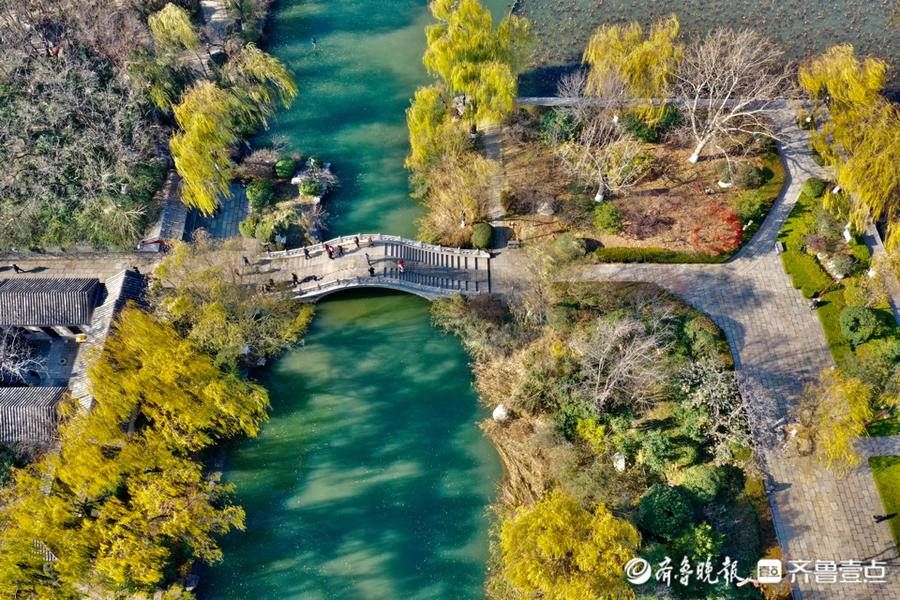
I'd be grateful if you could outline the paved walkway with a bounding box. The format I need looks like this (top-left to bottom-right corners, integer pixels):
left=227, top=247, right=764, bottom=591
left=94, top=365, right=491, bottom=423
left=491, top=110, right=899, bottom=598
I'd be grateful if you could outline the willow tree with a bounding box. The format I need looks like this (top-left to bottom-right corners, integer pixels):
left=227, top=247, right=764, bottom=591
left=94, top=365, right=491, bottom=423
left=799, top=45, right=898, bottom=248
left=170, top=81, right=240, bottom=214
left=223, top=43, right=299, bottom=130
left=582, top=14, right=682, bottom=125
left=499, top=489, right=641, bottom=599
left=148, top=3, right=199, bottom=55
left=423, top=0, right=532, bottom=126
left=171, top=46, right=297, bottom=213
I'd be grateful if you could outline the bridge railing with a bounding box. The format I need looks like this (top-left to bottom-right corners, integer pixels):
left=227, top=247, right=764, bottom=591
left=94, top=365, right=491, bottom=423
left=265, top=233, right=490, bottom=260
left=292, top=274, right=483, bottom=299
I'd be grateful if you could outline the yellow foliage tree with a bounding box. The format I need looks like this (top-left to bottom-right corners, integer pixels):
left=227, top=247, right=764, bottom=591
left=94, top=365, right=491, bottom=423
left=151, top=232, right=314, bottom=369
left=148, top=2, right=199, bottom=55
left=423, top=0, right=532, bottom=125
left=499, top=489, right=640, bottom=600
left=0, top=309, right=262, bottom=595
left=170, top=46, right=297, bottom=214
left=582, top=15, right=682, bottom=125
left=799, top=45, right=899, bottom=249
left=799, top=368, right=874, bottom=474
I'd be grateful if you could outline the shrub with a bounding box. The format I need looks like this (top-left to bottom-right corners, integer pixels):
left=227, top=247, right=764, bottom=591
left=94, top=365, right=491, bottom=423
left=254, top=216, right=276, bottom=242
left=246, top=178, right=275, bottom=210
left=732, top=190, right=768, bottom=222
left=855, top=338, right=900, bottom=389
left=636, top=430, right=673, bottom=473
left=540, top=108, right=576, bottom=145
left=622, top=113, right=658, bottom=143
left=551, top=233, right=587, bottom=262
left=674, top=522, right=725, bottom=561
left=802, top=177, right=827, bottom=198
left=811, top=148, right=826, bottom=166
left=546, top=304, right=576, bottom=332
left=593, top=202, right=622, bottom=234
left=238, top=214, right=259, bottom=239
left=637, top=484, right=694, bottom=541
left=757, top=135, right=777, bottom=155
left=299, top=179, right=324, bottom=197
left=829, top=253, right=857, bottom=279
left=669, top=444, right=700, bottom=468
left=678, top=465, right=723, bottom=503
left=814, top=206, right=843, bottom=241
left=843, top=277, right=870, bottom=307
left=839, top=306, right=880, bottom=346
left=803, top=234, right=830, bottom=255
left=274, top=157, right=297, bottom=179
left=734, top=163, right=764, bottom=189
left=555, top=396, right=594, bottom=441
left=592, top=247, right=727, bottom=264
left=471, top=222, right=494, bottom=249
left=683, top=315, right=720, bottom=359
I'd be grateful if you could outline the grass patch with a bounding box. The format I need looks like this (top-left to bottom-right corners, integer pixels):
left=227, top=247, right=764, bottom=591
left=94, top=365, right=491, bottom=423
left=867, top=418, right=900, bottom=437
left=816, top=287, right=855, bottom=370
left=869, top=456, right=900, bottom=549
left=777, top=193, right=833, bottom=298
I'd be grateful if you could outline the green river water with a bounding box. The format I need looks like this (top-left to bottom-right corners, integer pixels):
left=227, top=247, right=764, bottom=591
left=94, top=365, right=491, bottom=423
left=204, top=1, right=508, bottom=598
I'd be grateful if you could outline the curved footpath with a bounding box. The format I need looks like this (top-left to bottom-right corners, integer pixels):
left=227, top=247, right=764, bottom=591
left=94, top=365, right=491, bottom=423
left=491, top=110, right=900, bottom=599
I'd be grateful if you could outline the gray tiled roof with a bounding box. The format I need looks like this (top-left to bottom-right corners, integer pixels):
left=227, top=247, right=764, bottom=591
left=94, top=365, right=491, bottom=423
left=0, top=386, right=65, bottom=444
left=0, top=278, right=100, bottom=326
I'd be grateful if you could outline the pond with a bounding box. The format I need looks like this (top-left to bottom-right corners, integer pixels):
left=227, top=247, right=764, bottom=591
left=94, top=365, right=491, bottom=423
left=515, top=0, right=900, bottom=96
left=203, top=1, right=509, bottom=598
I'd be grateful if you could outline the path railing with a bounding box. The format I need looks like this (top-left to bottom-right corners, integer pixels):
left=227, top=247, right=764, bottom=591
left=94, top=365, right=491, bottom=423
left=265, top=232, right=491, bottom=260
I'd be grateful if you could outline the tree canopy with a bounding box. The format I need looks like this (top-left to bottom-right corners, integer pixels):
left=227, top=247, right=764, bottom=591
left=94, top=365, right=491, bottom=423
left=799, top=45, right=898, bottom=249
left=422, top=0, right=532, bottom=125
left=499, top=489, right=641, bottom=600
left=0, top=308, right=267, bottom=596
left=582, top=15, right=682, bottom=125
left=148, top=3, right=199, bottom=56
left=170, top=45, right=298, bottom=214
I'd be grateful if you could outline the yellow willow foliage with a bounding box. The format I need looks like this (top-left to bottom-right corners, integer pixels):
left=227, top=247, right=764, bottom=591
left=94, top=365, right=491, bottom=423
left=423, top=0, right=531, bottom=125
left=224, top=43, right=299, bottom=125
left=798, top=44, right=886, bottom=116
left=583, top=15, right=682, bottom=125
left=88, top=307, right=269, bottom=452
left=406, top=84, right=453, bottom=172
left=831, top=101, right=900, bottom=249
left=171, top=81, right=241, bottom=214
left=148, top=2, right=199, bottom=54
left=807, top=368, right=874, bottom=475
left=499, top=489, right=640, bottom=600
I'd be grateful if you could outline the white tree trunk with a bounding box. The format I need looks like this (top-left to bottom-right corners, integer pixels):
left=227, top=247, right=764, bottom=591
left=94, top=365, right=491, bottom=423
left=594, top=168, right=606, bottom=202
left=688, top=135, right=712, bottom=163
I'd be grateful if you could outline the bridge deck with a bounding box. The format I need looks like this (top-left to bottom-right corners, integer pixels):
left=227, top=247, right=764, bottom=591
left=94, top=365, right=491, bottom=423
left=263, top=234, right=491, bottom=301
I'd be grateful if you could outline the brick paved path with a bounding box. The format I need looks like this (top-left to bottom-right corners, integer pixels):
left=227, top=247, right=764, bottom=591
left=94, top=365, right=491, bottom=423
left=492, top=111, right=900, bottom=599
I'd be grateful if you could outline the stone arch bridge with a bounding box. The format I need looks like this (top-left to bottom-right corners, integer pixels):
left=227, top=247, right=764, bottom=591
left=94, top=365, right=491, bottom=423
left=262, top=233, right=491, bottom=301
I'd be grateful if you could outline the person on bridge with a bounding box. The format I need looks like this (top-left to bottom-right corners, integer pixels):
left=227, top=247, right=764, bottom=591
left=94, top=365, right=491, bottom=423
left=364, top=252, right=371, bottom=265
left=325, top=244, right=334, bottom=259
left=337, top=245, right=345, bottom=257
left=291, top=273, right=299, bottom=286
left=368, top=266, right=375, bottom=277
left=303, top=247, right=310, bottom=259
left=242, top=256, right=251, bottom=267
left=353, top=236, right=360, bottom=248
left=398, top=259, right=405, bottom=273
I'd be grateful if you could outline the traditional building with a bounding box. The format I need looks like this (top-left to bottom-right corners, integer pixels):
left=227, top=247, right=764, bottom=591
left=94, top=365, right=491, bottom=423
left=0, top=269, right=145, bottom=446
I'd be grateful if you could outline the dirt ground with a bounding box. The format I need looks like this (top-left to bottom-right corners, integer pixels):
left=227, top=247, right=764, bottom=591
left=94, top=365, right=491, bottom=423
left=501, top=116, right=782, bottom=253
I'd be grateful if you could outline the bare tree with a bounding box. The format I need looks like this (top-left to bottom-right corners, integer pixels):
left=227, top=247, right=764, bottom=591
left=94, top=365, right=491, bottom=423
left=0, top=327, right=44, bottom=383
left=572, top=314, right=673, bottom=411
left=674, top=29, right=792, bottom=164
left=550, top=71, right=651, bottom=202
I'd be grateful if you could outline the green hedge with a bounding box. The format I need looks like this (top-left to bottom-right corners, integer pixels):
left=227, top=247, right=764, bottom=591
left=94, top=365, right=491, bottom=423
left=471, top=222, right=494, bottom=249
left=592, top=246, right=727, bottom=264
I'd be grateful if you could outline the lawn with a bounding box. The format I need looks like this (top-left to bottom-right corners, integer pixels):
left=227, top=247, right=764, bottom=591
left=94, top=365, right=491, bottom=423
left=869, top=456, right=900, bottom=549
